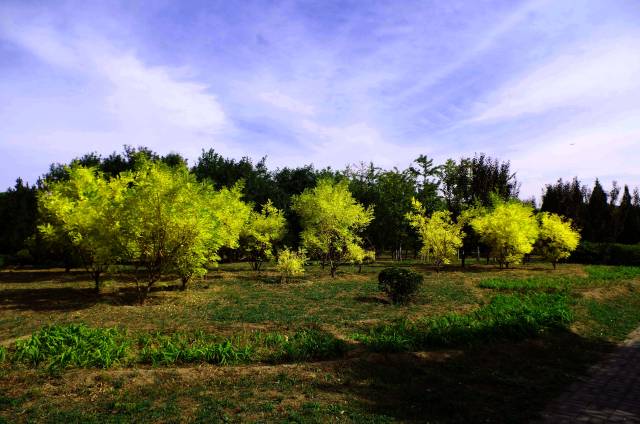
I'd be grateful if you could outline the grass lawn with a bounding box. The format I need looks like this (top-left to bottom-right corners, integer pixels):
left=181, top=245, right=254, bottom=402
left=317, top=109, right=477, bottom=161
left=1, top=260, right=639, bottom=422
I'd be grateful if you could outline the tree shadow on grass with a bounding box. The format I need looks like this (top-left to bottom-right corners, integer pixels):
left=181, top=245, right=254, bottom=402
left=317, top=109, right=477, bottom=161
left=354, top=295, right=390, bottom=305
left=0, top=281, right=191, bottom=310
left=0, top=270, right=90, bottom=284
left=318, top=330, right=613, bottom=423
left=0, top=287, right=99, bottom=312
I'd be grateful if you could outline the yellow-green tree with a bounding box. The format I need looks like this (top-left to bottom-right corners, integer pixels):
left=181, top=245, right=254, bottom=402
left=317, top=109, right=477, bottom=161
left=175, top=181, right=251, bottom=289
left=240, top=200, right=287, bottom=271
left=406, top=198, right=464, bottom=272
left=38, top=166, right=129, bottom=292
left=469, top=200, right=539, bottom=268
left=291, top=178, right=374, bottom=277
left=118, top=162, right=250, bottom=301
left=537, top=212, right=580, bottom=269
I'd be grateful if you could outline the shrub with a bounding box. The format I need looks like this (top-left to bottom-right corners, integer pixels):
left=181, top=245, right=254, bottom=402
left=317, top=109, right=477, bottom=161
left=0, top=346, right=6, bottom=363
left=13, top=324, right=130, bottom=369
left=570, top=242, right=640, bottom=266
left=15, top=248, right=33, bottom=265
left=378, top=267, right=423, bottom=304
left=276, top=248, right=307, bottom=282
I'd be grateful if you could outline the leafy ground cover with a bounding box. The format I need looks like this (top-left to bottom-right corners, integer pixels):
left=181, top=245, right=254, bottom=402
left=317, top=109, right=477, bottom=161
left=1, top=260, right=639, bottom=422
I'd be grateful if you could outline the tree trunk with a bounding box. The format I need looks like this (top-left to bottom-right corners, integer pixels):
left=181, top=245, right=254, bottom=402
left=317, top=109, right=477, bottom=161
left=181, top=276, right=190, bottom=291
left=93, top=271, right=101, bottom=294
left=460, top=249, right=466, bottom=268
left=358, top=263, right=362, bottom=273
left=138, top=282, right=153, bottom=305
left=552, top=261, right=557, bottom=270
left=330, top=262, right=337, bottom=278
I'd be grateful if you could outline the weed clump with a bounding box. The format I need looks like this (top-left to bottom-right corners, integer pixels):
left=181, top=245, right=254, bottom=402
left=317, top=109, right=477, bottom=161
left=138, top=332, right=251, bottom=365
left=13, top=324, right=130, bottom=369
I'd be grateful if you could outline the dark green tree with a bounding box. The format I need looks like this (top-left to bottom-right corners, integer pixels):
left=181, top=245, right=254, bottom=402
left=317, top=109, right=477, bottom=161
left=585, top=179, right=611, bottom=242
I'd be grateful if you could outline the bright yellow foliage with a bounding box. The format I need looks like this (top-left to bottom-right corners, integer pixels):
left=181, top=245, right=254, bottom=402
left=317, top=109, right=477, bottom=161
left=406, top=198, right=464, bottom=270
left=291, top=178, right=373, bottom=277
left=240, top=200, right=287, bottom=271
left=276, top=248, right=307, bottom=283
left=537, top=212, right=580, bottom=268
left=117, top=162, right=250, bottom=295
left=38, top=166, right=129, bottom=290
left=470, top=200, right=539, bottom=267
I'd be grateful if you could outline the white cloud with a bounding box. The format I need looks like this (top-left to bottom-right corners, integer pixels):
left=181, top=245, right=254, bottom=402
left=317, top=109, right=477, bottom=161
left=510, top=108, right=640, bottom=198
left=0, top=11, right=230, bottom=165
left=258, top=91, right=315, bottom=116
left=470, top=37, right=640, bottom=122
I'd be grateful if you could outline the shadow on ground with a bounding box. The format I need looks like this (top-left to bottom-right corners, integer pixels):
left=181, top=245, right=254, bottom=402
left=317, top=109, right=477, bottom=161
left=0, top=283, right=190, bottom=311
left=0, top=287, right=100, bottom=312
left=0, top=270, right=90, bottom=284
left=317, top=330, right=613, bottom=422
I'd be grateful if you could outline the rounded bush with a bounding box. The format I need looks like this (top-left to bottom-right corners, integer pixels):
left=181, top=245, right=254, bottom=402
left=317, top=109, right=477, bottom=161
left=378, top=267, right=423, bottom=304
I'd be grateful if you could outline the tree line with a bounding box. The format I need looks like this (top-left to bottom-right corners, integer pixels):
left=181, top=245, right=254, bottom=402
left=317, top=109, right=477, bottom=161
left=32, top=157, right=578, bottom=304
left=541, top=178, right=640, bottom=244
left=0, top=145, right=636, bottom=270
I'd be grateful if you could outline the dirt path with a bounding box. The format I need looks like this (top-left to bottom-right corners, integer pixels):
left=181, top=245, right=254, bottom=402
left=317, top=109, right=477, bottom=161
left=539, top=327, right=640, bottom=423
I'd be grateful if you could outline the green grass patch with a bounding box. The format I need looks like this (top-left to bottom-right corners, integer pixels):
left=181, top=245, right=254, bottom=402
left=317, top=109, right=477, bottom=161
left=12, top=324, right=130, bottom=370
left=578, top=289, right=640, bottom=341
left=479, top=276, right=580, bottom=291
left=353, top=293, right=573, bottom=352
left=584, top=265, right=640, bottom=281
left=256, top=328, right=349, bottom=362
left=0, top=346, right=6, bottom=363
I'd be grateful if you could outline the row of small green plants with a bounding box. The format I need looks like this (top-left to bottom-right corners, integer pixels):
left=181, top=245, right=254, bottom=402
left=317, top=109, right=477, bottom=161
left=1, top=324, right=348, bottom=371
left=478, top=265, right=640, bottom=291
left=0, top=292, right=577, bottom=371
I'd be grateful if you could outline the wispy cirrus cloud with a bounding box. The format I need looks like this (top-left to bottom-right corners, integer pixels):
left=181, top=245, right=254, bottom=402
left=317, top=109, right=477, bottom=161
left=0, top=0, right=639, bottom=199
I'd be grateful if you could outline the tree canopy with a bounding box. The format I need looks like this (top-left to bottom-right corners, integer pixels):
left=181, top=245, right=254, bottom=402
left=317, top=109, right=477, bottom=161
left=470, top=200, right=539, bottom=268
left=292, top=178, right=373, bottom=277
left=537, top=212, right=581, bottom=269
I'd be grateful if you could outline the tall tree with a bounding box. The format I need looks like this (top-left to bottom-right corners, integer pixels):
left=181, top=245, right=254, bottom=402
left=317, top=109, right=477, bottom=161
left=541, top=177, right=587, bottom=232
left=585, top=179, right=610, bottom=242
left=409, top=154, right=443, bottom=213
left=38, top=166, right=129, bottom=291
left=617, top=185, right=640, bottom=244
left=0, top=179, right=38, bottom=256
left=118, top=162, right=250, bottom=301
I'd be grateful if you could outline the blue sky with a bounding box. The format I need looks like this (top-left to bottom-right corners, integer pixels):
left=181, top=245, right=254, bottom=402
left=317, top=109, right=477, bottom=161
left=1, top=0, right=639, bottom=199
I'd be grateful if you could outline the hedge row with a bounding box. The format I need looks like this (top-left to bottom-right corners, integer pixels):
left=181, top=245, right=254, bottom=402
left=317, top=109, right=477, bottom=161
left=569, top=242, right=640, bottom=266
